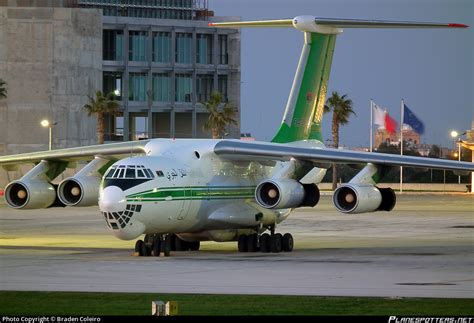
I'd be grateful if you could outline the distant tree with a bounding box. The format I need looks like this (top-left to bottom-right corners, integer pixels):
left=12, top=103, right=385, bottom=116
left=428, top=145, right=441, bottom=158
left=0, top=78, right=7, bottom=99
left=324, top=91, right=356, bottom=190
left=202, top=91, right=237, bottom=139
left=83, top=91, right=120, bottom=144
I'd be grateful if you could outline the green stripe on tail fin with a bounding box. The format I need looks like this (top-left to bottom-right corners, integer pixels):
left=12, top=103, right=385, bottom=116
left=272, top=32, right=336, bottom=143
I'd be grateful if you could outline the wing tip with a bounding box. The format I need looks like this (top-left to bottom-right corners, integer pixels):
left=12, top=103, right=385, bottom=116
left=448, top=23, right=469, bottom=28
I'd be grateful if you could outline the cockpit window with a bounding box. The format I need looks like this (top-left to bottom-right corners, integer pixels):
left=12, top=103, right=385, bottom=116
left=136, top=169, right=146, bottom=178
left=105, top=165, right=155, bottom=180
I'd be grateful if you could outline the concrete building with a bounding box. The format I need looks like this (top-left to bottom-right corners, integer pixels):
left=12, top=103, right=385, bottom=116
left=0, top=5, right=102, bottom=155
left=374, top=128, right=421, bottom=149
left=0, top=0, right=241, bottom=156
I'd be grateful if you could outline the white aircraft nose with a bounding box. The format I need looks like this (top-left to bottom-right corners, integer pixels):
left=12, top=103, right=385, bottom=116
left=99, top=186, right=126, bottom=213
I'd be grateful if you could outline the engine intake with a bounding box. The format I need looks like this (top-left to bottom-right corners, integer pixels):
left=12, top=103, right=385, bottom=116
left=58, top=176, right=100, bottom=207
left=255, top=179, right=319, bottom=209
left=5, top=180, right=57, bottom=209
left=333, top=184, right=396, bottom=214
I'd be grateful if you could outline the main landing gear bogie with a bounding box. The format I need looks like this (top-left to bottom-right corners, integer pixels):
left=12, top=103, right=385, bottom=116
left=237, top=232, right=294, bottom=253
left=134, top=234, right=200, bottom=257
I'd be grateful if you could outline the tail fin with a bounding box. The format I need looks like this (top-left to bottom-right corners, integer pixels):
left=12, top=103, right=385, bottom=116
left=272, top=32, right=335, bottom=143
left=210, top=16, right=467, bottom=143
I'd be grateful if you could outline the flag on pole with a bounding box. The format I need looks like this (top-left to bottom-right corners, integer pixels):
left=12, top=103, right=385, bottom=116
left=373, top=103, right=386, bottom=129
left=373, top=103, right=397, bottom=135
left=403, top=104, right=425, bottom=134
left=384, top=113, right=397, bottom=135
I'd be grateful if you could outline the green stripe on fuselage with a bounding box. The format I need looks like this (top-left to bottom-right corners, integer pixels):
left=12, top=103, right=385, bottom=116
left=126, top=186, right=256, bottom=202
left=272, top=32, right=336, bottom=143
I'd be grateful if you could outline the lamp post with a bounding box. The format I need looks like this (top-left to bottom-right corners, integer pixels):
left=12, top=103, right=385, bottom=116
left=41, top=119, right=57, bottom=151
left=450, top=130, right=466, bottom=185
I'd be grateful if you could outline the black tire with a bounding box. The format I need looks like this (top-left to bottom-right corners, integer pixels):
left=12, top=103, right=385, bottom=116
left=259, top=233, right=270, bottom=253
left=237, top=235, right=248, bottom=252
left=270, top=233, right=283, bottom=253
left=189, top=241, right=200, bottom=251
left=135, top=240, right=144, bottom=256
left=247, top=233, right=259, bottom=252
left=141, top=239, right=150, bottom=256
left=152, top=239, right=161, bottom=257
left=163, top=235, right=172, bottom=257
left=170, top=234, right=177, bottom=251
left=282, top=233, right=294, bottom=252
left=175, top=236, right=188, bottom=251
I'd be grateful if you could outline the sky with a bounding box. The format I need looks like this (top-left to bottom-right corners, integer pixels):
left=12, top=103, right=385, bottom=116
left=211, top=0, right=474, bottom=148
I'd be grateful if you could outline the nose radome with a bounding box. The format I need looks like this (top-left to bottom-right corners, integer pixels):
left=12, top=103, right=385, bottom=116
left=99, top=186, right=126, bottom=213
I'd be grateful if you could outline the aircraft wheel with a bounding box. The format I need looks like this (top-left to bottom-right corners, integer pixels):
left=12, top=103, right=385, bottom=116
left=163, top=235, right=172, bottom=257
left=238, top=235, right=248, bottom=252
left=189, top=241, right=200, bottom=251
left=152, top=239, right=161, bottom=257
left=247, top=233, right=259, bottom=252
left=270, top=233, right=282, bottom=253
left=282, top=233, right=294, bottom=252
left=259, top=233, right=271, bottom=253
left=135, top=240, right=144, bottom=256
left=170, top=234, right=177, bottom=251
left=175, top=236, right=188, bottom=251
left=141, top=240, right=150, bottom=256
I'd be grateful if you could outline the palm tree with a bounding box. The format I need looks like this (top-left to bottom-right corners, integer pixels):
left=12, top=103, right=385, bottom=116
left=202, top=91, right=238, bottom=139
left=83, top=91, right=120, bottom=144
left=324, top=91, right=356, bottom=190
left=0, top=78, right=7, bottom=99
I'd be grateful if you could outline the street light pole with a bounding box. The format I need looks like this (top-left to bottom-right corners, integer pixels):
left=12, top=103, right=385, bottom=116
left=48, top=126, right=52, bottom=151
left=457, top=139, right=461, bottom=184
left=41, top=119, right=56, bottom=151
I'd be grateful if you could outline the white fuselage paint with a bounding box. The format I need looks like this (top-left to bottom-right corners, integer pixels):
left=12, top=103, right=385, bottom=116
left=98, top=138, right=325, bottom=241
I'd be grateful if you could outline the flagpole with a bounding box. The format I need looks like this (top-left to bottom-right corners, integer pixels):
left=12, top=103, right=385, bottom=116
left=370, top=99, right=373, bottom=152
left=400, top=98, right=404, bottom=193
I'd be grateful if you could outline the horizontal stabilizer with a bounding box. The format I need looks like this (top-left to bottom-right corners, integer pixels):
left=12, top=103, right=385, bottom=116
left=209, top=16, right=468, bottom=34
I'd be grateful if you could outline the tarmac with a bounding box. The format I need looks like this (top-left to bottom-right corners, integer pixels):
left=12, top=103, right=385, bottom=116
left=0, top=194, right=473, bottom=298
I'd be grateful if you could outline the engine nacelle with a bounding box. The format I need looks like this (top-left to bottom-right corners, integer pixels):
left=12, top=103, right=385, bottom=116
left=333, top=184, right=396, bottom=214
left=255, top=179, right=320, bottom=209
left=4, top=180, right=56, bottom=209
left=58, top=176, right=100, bottom=207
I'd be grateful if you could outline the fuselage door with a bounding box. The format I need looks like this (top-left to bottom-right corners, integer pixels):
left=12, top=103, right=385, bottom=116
left=177, top=186, right=191, bottom=220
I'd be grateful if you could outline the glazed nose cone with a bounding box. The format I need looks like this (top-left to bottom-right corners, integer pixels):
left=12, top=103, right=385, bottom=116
left=99, top=186, right=126, bottom=213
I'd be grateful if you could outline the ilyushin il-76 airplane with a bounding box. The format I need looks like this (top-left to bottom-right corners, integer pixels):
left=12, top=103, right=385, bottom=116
left=1, top=16, right=472, bottom=257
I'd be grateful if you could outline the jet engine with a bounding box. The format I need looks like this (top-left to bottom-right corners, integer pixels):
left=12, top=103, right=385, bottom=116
left=333, top=184, right=396, bottom=214
left=255, top=179, right=320, bottom=209
left=5, top=180, right=56, bottom=209
left=57, top=156, right=110, bottom=207
left=58, top=176, right=100, bottom=207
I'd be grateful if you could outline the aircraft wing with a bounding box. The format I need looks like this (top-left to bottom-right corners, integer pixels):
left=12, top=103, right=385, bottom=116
left=0, top=140, right=150, bottom=168
left=214, top=140, right=474, bottom=172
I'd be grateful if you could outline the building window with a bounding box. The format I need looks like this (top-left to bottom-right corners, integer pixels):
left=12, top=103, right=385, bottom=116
left=196, top=74, right=214, bottom=102
left=103, top=71, right=123, bottom=100
left=129, top=31, right=148, bottom=62
left=218, top=34, right=228, bottom=65
left=175, top=33, right=192, bottom=64
left=103, top=30, right=123, bottom=61
left=196, top=34, right=212, bottom=64
left=175, top=74, right=192, bottom=102
left=129, top=73, right=148, bottom=102
left=218, top=75, right=228, bottom=102
left=152, top=73, right=171, bottom=102
left=153, top=32, right=171, bottom=63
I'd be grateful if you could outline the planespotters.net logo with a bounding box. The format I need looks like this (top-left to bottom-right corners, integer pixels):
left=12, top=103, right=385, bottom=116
left=389, top=317, right=473, bottom=323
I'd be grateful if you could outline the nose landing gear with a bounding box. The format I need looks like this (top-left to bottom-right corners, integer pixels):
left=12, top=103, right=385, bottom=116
left=134, top=234, right=200, bottom=257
